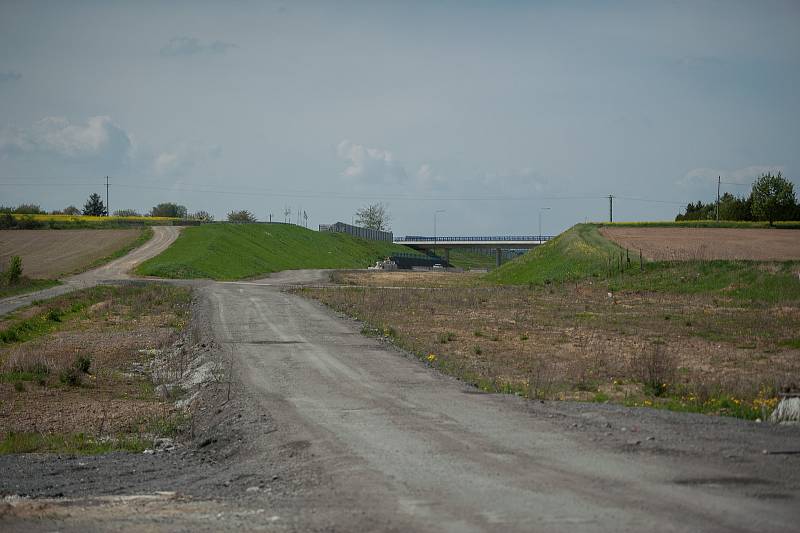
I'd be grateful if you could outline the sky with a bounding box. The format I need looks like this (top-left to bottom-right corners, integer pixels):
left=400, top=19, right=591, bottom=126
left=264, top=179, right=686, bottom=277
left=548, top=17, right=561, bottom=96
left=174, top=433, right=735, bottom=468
left=1, top=0, right=798, bottom=236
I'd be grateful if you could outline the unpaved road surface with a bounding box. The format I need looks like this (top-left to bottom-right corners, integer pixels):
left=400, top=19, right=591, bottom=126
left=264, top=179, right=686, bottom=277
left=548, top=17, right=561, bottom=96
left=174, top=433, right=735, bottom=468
left=600, top=226, right=800, bottom=261
left=2, top=269, right=799, bottom=531
left=0, top=229, right=141, bottom=277
left=0, top=226, right=181, bottom=316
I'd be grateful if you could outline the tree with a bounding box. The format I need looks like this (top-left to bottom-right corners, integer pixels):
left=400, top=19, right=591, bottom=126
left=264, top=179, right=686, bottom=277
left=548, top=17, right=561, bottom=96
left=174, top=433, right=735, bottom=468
left=13, top=204, right=44, bottom=214
left=113, top=209, right=142, bottom=217
left=150, top=203, right=187, bottom=218
left=751, top=172, right=797, bottom=224
left=355, top=202, right=391, bottom=231
left=63, top=205, right=81, bottom=215
left=227, top=210, right=257, bottom=223
left=82, top=193, right=107, bottom=216
left=189, top=210, right=214, bottom=222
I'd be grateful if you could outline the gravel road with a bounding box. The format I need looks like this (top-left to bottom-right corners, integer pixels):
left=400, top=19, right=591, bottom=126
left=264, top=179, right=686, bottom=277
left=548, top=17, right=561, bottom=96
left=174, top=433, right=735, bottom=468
left=0, top=225, right=181, bottom=316
left=2, top=267, right=799, bottom=531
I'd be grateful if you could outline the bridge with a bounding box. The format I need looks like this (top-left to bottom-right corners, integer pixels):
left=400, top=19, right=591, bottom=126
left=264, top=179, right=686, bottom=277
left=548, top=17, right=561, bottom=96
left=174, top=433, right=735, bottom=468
left=393, top=235, right=554, bottom=267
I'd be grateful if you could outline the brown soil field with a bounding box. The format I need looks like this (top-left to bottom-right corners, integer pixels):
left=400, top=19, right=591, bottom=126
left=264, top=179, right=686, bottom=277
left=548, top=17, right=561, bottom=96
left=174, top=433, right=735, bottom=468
left=0, top=229, right=141, bottom=278
left=600, top=227, right=800, bottom=261
left=0, top=284, right=190, bottom=440
left=307, top=275, right=800, bottom=414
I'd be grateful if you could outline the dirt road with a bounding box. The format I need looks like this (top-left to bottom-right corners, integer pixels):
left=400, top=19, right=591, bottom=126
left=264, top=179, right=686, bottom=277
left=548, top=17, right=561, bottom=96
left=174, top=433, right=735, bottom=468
left=198, top=273, right=800, bottom=531
left=0, top=226, right=181, bottom=316
left=3, top=268, right=799, bottom=531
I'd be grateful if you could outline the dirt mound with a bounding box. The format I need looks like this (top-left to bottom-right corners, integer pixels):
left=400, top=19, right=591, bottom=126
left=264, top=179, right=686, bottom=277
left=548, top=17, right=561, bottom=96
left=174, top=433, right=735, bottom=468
left=600, top=227, right=800, bottom=261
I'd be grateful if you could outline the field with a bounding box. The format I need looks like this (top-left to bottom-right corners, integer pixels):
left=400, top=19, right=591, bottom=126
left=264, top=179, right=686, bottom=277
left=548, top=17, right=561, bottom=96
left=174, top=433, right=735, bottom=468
left=0, top=229, right=145, bottom=279
left=304, top=223, right=800, bottom=420
left=600, top=226, right=800, bottom=261
left=0, top=284, right=191, bottom=453
left=136, top=223, right=422, bottom=280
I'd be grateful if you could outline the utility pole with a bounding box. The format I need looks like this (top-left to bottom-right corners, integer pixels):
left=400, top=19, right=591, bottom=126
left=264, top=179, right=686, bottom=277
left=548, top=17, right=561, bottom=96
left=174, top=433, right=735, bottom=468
left=608, top=195, right=614, bottom=222
left=105, top=176, right=110, bottom=216
left=716, top=175, right=721, bottom=221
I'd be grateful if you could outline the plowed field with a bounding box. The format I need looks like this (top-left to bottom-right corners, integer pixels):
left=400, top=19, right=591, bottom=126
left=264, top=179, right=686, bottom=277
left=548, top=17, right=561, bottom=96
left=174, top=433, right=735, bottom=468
left=599, top=227, right=800, bottom=261
left=0, top=229, right=140, bottom=278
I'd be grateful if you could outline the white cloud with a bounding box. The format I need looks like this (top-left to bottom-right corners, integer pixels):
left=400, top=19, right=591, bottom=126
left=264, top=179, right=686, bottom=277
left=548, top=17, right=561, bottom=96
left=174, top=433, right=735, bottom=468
left=154, top=142, right=221, bottom=176
left=481, top=167, right=549, bottom=193
left=0, top=115, right=134, bottom=164
left=415, top=163, right=447, bottom=190
left=679, top=165, right=784, bottom=187
left=336, top=140, right=407, bottom=184
left=160, top=37, right=237, bottom=57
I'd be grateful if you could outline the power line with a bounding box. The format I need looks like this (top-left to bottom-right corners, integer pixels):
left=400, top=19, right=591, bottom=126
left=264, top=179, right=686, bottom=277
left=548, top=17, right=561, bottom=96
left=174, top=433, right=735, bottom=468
left=0, top=179, right=692, bottom=205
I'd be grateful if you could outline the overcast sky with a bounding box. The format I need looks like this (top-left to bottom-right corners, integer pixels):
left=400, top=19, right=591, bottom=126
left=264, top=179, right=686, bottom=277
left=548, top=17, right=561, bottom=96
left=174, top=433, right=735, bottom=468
left=1, top=1, right=798, bottom=235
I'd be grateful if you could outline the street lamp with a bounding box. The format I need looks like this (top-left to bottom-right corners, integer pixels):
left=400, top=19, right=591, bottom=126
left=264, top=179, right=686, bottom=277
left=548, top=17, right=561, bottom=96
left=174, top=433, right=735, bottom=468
left=433, top=209, right=445, bottom=243
left=539, top=207, right=550, bottom=240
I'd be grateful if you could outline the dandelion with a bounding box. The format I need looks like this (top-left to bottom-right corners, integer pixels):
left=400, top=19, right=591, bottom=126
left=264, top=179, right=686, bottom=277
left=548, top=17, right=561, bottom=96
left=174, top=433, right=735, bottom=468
left=427, top=353, right=437, bottom=363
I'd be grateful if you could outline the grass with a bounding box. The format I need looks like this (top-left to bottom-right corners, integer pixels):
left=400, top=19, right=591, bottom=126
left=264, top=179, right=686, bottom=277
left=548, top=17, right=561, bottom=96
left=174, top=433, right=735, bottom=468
left=136, top=223, right=421, bottom=280
left=0, top=432, right=150, bottom=454
left=0, top=278, right=60, bottom=299
left=487, top=224, right=632, bottom=285
left=0, top=283, right=190, bottom=346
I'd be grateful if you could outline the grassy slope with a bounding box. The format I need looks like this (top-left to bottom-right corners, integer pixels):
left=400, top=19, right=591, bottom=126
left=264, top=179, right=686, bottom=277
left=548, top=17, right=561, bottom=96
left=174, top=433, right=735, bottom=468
left=136, top=223, right=420, bottom=280
left=487, top=224, right=628, bottom=285
left=489, top=223, right=800, bottom=304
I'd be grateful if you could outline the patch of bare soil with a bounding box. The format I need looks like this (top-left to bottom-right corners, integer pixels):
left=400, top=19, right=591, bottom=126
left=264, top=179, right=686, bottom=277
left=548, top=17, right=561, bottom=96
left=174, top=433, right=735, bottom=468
left=0, top=284, right=190, bottom=441
left=0, top=229, right=141, bottom=278
left=308, top=277, right=800, bottom=411
left=599, top=227, right=800, bottom=261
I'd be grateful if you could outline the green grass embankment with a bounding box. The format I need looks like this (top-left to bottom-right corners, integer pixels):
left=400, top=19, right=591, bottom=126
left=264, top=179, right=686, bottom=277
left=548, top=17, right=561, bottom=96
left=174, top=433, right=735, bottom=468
left=488, top=223, right=800, bottom=304
left=136, top=223, right=420, bottom=280
left=487, top=224, right=630, bottom=285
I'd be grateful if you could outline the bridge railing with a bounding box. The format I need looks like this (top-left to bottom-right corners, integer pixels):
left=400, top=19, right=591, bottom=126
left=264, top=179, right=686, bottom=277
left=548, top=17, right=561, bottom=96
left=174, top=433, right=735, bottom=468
left=394, top=235, right=555, bottom=243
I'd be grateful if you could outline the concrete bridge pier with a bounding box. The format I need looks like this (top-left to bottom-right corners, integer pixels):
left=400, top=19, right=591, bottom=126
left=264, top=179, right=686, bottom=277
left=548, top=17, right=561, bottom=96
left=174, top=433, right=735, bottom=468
left=496, top=248, right=502, bottom=267
left=443, top=248, right=450, bottom=266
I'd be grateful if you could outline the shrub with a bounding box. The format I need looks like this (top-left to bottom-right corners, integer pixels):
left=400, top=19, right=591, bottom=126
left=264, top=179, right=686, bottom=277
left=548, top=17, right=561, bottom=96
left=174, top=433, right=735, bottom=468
left=59, top=367, right=81, bottom=386
left=632, top=342, right=676, bottom=397
left=0, top=213, right=15, bottom=229
left=74, top=355, right=92, bottom=374
left=4, top=256, right=23, bottom=285
left=227, top=210, right=257, bottom=223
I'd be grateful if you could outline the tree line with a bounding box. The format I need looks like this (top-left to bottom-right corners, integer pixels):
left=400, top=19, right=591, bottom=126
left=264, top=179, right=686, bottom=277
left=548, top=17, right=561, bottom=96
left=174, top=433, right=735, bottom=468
left=677, top=172, right=799, bottom=224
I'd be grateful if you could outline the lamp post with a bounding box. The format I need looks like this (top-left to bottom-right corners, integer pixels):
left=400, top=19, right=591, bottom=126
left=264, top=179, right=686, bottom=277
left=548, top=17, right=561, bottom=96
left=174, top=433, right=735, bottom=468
left=433, top=209, right=445, bottom=244
left=539, top=207, right=550, bottom=240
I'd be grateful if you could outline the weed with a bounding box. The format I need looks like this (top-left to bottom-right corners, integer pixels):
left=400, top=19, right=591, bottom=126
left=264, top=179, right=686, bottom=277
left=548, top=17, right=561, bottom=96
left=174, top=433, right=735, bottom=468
left=438, top=332, right=456, bottom=343
left=520, top=334, right=529, bottom=341
left=473, top=345, right=482, bottom=355
left=0, top=432, right=150, bottom=454
left=13, top=381, right=25, bottom=392
left=59, top=367, right=81, bottom=386
left=474, top=330, right=484, bottom=337
left=632, top=343, right=676, bottom=397
left=74, top=355, right=92, bottom=374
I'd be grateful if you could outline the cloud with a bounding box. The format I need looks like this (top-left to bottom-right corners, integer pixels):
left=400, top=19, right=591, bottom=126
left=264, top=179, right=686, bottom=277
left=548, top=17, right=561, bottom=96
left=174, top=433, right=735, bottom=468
left=0, top=116, right=134, bottom=164
left=154, top=142, right=221, bottom=176
left=336, top=140, right=407, bottom=184
left=0, top=71, right=22, bottom=83
left=679, top=165, right=784, bottom=188
left=481, top=167, right=550, bottom=194
left=160, top=37, right=237, bottom=57
left=415, top=163, right=447, bottom=190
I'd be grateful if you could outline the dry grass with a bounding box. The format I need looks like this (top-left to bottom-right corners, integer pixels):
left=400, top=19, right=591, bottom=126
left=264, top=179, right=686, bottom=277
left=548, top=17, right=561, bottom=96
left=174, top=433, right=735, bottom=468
left=0, top=284, right=191, bottom=444
left=304, top=274, right=799, bottom=418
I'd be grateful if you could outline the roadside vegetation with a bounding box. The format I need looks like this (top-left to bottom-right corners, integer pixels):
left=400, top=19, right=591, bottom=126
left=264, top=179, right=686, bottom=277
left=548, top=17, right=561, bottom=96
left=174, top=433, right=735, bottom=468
left=0, top=284, right=192, bottom=454
left=305, top=223, right=800, bottom=421
left=136, top=223, right=421, bottom=280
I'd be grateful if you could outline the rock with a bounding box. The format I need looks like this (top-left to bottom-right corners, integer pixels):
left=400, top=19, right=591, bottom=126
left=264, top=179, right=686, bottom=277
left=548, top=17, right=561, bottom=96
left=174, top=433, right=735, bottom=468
left=769, top=397, right=800, bottom=424
left=246, top=486, right=260, bottom=493
left=627, top=440, right=642, bottom=446
left=143, top=449, right=155, bottom=455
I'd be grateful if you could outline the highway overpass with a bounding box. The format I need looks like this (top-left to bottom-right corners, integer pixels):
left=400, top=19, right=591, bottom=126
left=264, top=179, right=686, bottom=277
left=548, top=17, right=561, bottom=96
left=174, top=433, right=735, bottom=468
left=394, top=235, right=554, bottom=266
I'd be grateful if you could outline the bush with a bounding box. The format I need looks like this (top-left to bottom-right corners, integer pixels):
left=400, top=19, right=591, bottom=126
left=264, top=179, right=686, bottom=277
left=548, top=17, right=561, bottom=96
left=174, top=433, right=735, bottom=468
left=3, top=256, right=23, bottom=285
left=632, top=342, right=676, bottom=397
left=0, top=213, right=15, bottom=229
left=74, top=355, right=91, bottom=374
left=227, top=210, right=257, bottom=223
left=59, top=367, right=81, bottom=386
